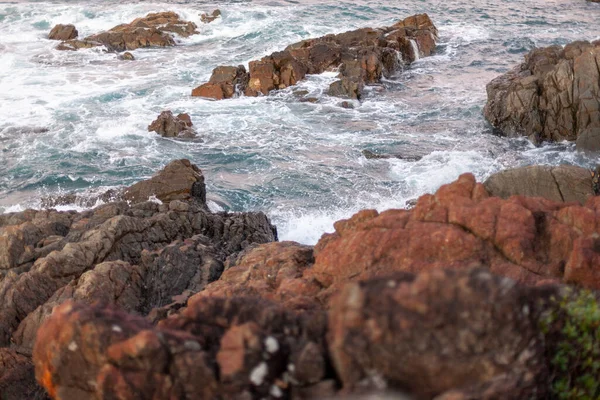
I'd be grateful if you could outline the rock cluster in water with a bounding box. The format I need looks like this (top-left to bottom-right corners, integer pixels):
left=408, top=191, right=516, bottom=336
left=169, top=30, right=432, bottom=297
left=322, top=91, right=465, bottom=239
left=192, top=14, right=437, bottom=100
left=148, top=111, right=197, bottom=139
left=484, top=40, right=600, bottom=151
left=53, top=12, right=198, bottom=52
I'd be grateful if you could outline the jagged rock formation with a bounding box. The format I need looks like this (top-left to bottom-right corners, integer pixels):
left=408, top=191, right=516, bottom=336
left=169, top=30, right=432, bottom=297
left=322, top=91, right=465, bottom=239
left=484, top=40, right=600, bottom=151
left=0, top=159, right=276, bottom=398
left=3, top=166, right=600, bottom=399
left=192, top=14, right=438, bottom=100
left=147, top=110, right=196, bottom=139
left=55, top=12, right=198, bottom=52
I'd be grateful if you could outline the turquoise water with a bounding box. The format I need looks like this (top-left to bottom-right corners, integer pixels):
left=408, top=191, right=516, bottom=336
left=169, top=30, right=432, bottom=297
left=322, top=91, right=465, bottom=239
left=1, top=0, right=600, bottom=243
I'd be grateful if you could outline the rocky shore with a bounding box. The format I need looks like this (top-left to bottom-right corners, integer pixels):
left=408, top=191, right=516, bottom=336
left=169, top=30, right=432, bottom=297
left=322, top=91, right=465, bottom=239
left=1, top=8, right=599, bottom=400
left=0, top=159, right=599, bottom=399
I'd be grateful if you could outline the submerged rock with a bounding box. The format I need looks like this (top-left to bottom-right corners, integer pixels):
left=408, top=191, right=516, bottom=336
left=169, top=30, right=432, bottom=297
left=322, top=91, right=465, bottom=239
left=484, top=41, right=600, bottom=149
left=118, top=51, right=135, bottom=60
left=56, top=11, right=197, bottom=52
left=192, top=13, right=438, bottom=100
left=147, top=110, right=196, bottom=138
left=48, top=24, right=77, bottom=41
left=200, top=9, right=221, bottom=23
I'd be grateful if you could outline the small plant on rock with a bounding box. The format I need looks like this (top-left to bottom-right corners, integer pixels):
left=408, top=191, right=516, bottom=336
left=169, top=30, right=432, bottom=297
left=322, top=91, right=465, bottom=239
left=540, top=289, right=600, bottom=400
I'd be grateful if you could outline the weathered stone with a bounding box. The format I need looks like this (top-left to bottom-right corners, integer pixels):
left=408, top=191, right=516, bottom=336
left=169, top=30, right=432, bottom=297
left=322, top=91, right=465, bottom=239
left=48, top=24, right=77, bottom=41
left=147, top=110, right=196, bottom=138
left=328, top=78, right=364, bottom=99
left=192, top=65, right=249, bottom=99
left=192, top=13, right=437, bottom=100
left=328, top=268, right=553, bottom=398
left=124, top=159, right=205, bottom=204
left=484, top=165, right=595, bottom=204
left=0, top=349, right=48, bottom=400
left=56, top=11, right=197, bottom=52
left=484, top=41, right=600, bottom=147
left=191, top=241, right=321, bottom=311
left=35, top=297, right=327, bottom=399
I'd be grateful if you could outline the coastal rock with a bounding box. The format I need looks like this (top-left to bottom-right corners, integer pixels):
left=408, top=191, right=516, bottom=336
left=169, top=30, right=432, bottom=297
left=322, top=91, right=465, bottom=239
left=56, top=11, right=197, bottom=52
left=201, top=9, right=221, bottom=23
left=123, top=159, right=205, bottom=204
left=484, top=41, right=600, bottom=147
left=0, top=159, right=276, bottom=350
left=484, top=165, right=597, bottom=204
left=48, top=24, right=77, bottom=41
left=34, top=297, right=328, bottom=400
left=191, top=241, right=321, bottom=311
left=0, top=349, right=48, bottom=400
left=192, top=65, right=249, bottom=99
left=310, top=171, right=600, bottom=292
left=328, top=268, right=553, bottom=398
left=147, top=110, right=196, bottom=138
left=192, top=14, right=438, bottom=100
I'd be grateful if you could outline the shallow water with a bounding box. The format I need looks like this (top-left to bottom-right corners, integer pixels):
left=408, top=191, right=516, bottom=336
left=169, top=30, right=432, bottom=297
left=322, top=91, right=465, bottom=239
left=1, top=0, right=600, bottom=243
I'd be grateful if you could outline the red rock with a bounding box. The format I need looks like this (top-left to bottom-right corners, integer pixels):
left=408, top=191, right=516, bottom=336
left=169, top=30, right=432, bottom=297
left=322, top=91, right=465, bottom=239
left=328, top=268, right=553, bottom=398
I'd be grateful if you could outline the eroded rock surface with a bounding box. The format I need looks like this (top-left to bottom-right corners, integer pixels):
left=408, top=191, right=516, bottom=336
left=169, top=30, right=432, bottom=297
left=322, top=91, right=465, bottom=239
left=484, top=41, right=600, bottom=150
left=192, top=14, right=437, bottom=100
left=148, top=110, right=196, bottom=138
left=0, top=159, right=276, bottom=377
left=484, top=164, right=597, bottom=204
left=56, top=11, right=197, bottom=52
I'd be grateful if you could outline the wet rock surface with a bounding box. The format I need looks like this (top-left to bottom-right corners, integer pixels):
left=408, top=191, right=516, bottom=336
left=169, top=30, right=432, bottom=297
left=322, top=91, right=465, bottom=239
left=148, top=110, right=197, bottom=138
left=55, top=11, right=197, bottom=52
left=48, top=24, right=77, bottom=41
left=201, top=9, right=222, bottom=23
left=192, top=13, right=438, bottom=100
left=484, top=40, right=600, bottom=148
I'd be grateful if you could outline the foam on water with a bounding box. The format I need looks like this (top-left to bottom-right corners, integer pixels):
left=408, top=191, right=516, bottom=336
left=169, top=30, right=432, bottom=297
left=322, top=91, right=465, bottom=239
left=2, top=0, right=600, bottom=243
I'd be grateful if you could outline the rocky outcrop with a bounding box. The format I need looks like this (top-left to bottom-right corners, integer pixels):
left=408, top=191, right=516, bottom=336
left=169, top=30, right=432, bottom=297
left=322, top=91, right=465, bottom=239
left=48, top=24, right=77, bottom=41
left=0, top=159, right=276, bottom=360
left=192, top=13, right=437, bottom=100
left=56, top=11, right=197, bottom=52
left=309, top=172, right=600, bottom=293
left=148, top=110, right=196, bottom=138
left=123, top=159, right=205, bottom=204
left=8, top=167, right=600, bottom=399
left=33, top=267, right=580, bottom=400
left=484, top=164, right=597, bottom=204
left=484, top=41, right=600, bottom=150
left=328, top=269, right=554, bottom=398
left=201, top=9, right=221, bottom=23
left=34, top=297, right=328, bottom=400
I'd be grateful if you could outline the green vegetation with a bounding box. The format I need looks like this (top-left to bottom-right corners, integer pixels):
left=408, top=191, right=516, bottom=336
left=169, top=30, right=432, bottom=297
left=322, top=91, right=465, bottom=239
left=541, top=289, right=600, bottom=400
